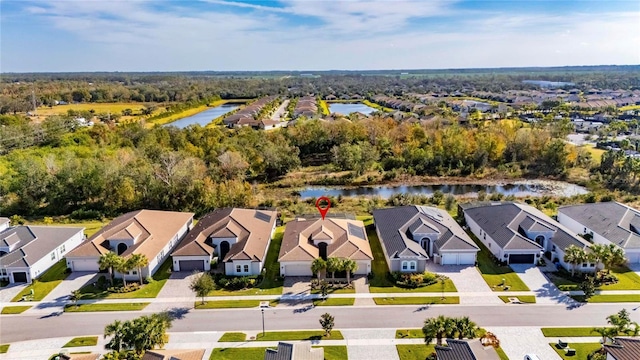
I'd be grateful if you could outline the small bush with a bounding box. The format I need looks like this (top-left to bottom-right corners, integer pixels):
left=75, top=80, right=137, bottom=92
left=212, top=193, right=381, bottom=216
left=70, top=209, right=103, bottom=220
left=390, top=272, right=440, bottom=289
left=108, top=283, right=140, bottom=293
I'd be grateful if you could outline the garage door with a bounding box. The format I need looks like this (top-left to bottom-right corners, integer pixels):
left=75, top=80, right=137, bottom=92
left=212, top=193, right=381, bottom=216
left=179, top=260, right=205, bottom=272
left=71, top=260, right=98, bottom=272
left=441, top=253, right=476, bottom=265
left=509, top=254, right=535, bottom=264
left=441, top=254, right=458, bottom=265
left=12, top=272, right=28, bottom=283
left=283, top=263, right=312, bottom=276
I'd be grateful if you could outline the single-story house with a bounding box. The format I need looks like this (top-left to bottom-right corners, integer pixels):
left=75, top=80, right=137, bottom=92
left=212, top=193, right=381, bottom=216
left=171, top=208, right=277, bottom=275
left=462, top=202, right=594, bottom=271
left=142, top=349, right=205, bottom=360
left=0, top=223, right=84, bottom=283
left=265, top=342, right=323, bottom=360
left=603, top=338, right=640, bottom=360
left=435, top=339, right=500, bottom=360
left=373, top=206, right=479, bottom=272
left=65, top=210, right=194, bottom=279
left=558, top=202, right=640, bottom=264
left=278, top=216, right=373, bottom=276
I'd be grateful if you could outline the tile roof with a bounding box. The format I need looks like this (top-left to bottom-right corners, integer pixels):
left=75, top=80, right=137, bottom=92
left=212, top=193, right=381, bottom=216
left=435, top=339, right=500, bottom=360
left=0, top=226, right=84, bottom=269
left=142, top=349, right=205, bottom=360
left=66, top=210, right=193, bottom=260
left=604, top=338, right=640, bottom=360
left=278, top=217, right=373, bottom=262
left=171, top=208, right=277, bottom=263
left=264, top=342, right=324, bottom=360
left=373, top=206, right=478, bottom=259
left=463, top=202, right=590, bottom=251
left=559, top=202, right=640, bottom=250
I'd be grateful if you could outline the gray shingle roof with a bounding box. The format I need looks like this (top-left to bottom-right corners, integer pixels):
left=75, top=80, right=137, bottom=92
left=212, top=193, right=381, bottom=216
left=0, top=226, right=84, bottom=269
left=559, top=202, right=640, bottom=250
left=435, top=339, right=500, bottom=360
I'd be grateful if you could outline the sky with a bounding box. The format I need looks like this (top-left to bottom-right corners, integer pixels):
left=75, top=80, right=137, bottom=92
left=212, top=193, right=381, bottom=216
left=1, top=0, right=639, bottom=72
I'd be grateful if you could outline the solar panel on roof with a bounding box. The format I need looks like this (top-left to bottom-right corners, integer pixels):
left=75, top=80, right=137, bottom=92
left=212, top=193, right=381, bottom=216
left=348, top=223, right=365, bottom=240
left=254, top=211, right=271, bottom=222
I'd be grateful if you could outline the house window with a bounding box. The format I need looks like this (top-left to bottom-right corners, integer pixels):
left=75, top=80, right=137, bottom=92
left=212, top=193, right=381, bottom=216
left=589, top=263, right=595, bottom=268
left=244, top=265, right=249, bottom=272
left=409, top=262, right=416, bottom=271
left=401, top=261, right=416, bottom=272
left=51, top=252, right=56, bottom=260
left=132, top=270, right=137, bottom=275
left=483, top=234, right=486, bottom=240
left=60, top=244, right=65, bottom=253
left=236, top=265, right=241, bottom=273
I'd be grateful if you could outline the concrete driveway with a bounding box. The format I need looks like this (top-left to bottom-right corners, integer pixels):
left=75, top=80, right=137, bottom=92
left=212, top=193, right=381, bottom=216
left=145, top=271, right=199, bottom=312
left=426, top=263, right=503, bottom=304
left=0, top=283, right=27, bottom=303
left=486, top=326, right=562, bottom=360
left=42, top=272, right=99, bottom=302
left=342, top=329, right=400, bottom=360
left=510, top=264, right=576, bottom=305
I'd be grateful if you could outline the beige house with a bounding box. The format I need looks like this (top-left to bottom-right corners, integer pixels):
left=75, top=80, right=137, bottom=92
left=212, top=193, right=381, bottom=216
left=65, top=210, right=194, bottom=279
left=278, top=217, right=373, bottom=276
left=171, top=208, right=277, bottom=275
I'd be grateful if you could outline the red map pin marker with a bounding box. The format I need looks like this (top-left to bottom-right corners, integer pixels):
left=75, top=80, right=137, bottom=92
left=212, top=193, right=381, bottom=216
left=315, top=196, right=331, bottom=220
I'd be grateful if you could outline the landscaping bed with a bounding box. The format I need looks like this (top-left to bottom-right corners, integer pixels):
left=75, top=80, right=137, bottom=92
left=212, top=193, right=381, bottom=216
left=373, top=297, right=459, bottom=305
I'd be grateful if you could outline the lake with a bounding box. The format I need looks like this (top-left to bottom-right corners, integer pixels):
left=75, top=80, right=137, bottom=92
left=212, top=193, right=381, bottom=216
left=522, top=80, right=575, bottom=88
left=329, top=103, right=377, bottom=115
left=165, top=104, right=239, bottom=128
left=299, top=180, right=588, bottom=199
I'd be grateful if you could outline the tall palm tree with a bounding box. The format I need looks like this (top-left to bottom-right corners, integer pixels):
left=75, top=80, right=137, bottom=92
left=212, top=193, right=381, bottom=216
left=422, top=315, right=452, bottom=346
left=590, top=244, right=608, bottom=271
left=116, top=258, right=134, bottom=287
left=326, top=257, right=341, bottom=280
left=311, top=258, right=327, bottom=279
left=602, top=244, right=626, bottom=273
left=128, top=254, right=149, bottom=284
left=99, top=252, right=122, bottom=286
left=342, top=259, right=358, bottom=285
left=453, top=316, right=478, bottom=340
left=563, top=245, right=586, bottom=277
left=104, top=320, right=126, bottom=352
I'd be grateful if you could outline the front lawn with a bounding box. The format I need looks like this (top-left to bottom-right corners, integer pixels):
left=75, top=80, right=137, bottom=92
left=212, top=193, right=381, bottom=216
left=63, top=302, right=149, bottom=312
left=471, top=233, right=529, bottom=291
left=599, top=266, right=640, bottom=290
left=396, top=329, right=424, bottom=339
left=541, top=327, right=609, bottom=337
left=12, top=260, right=70, bottom=301
left=63, top=336, right=98, bottom=347
left=549, top=342, right=602, bottom=359
left=373, top=297, right=459, bottom=305
left=77, top=258, right=172, bottom=299
left=1, top=306, right=31, bottom=314
left=255, top=330, right=344, bottom=341
left=218, top=332, right=246, bottom=342
left=396, top=345, right=437, bottom=360
left=0, top=344, right=8, bottom=354
left=194, top=300, right=279, bottom=309
left=312, top=298, right=354, bottom=306
left=366, top=227, right=457, bottom=293
left=321, top=346, right=348, bottom=360
left=499, top=295, right=536, bottom=303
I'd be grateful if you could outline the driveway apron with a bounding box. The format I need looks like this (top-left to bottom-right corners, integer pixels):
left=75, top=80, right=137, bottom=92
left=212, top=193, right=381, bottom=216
left=0, top=283, right=27, bottom=303
left=486, top=326, right=562, bottom=360
left=342, top=329, right=400, bottom=360
left=510, top=264, right=576, bottom=305
left=425, top=263, right=503, bottom=304
left=145, top=271, right=198, bottom=312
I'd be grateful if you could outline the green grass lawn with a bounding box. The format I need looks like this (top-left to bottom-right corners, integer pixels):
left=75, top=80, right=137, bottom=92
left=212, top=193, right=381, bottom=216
left=541, top=327, right=611, bottom=337
left=373, top=297, right=460, bottom=305
left=321, top=346, right=348, bottom=360
left=573, top=294, right=640, bottom=303
left=0, top=344, right=8, bottom=354
left=366, top=227, right=457, bottom=293
left=78, top=258, right=172, bottom=299
left=194, top=300, right=279, bottom=309
left=218, top=332, right=247, bottom=342
left=63, top=302, right=149, bottom=312
left=549, top=342, right=602, bottom=359
left=470, top=233, right=529, bottom=291
left=209, top=346, right=347, bottom=360
left=26, top=219, right=110, bottom=238
left=499, top=295, right=536, bottom=303
left=63, top=336, right=98, bottom=347
left=255, top=330, right=344, bottom=341
left=396, top=329, right=424, bottom=339
left=12, top=260, right=70, bottom=302
left=599, top=266, right=640, bottom=290
left=396, top=345, right=437, bottom=360
left=1, top=306, right=31, bottom=314
left=312, top=298, right=355, bottom=306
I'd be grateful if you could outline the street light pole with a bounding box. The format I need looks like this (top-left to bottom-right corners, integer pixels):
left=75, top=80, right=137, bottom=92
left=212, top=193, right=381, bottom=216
left=261, top=308, right=265, bottom=337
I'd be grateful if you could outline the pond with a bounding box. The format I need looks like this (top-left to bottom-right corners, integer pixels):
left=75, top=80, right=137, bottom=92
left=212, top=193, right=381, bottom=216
left=165, top=104, right=239, bottom=128
left=522, top=80, right=575, bottom=88
left=328, top=103, right=377, bottom=115
left=298, top=180, right=588, bottom=199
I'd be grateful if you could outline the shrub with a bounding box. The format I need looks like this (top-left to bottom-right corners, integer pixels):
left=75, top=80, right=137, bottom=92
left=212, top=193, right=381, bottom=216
left=390, top=272, right=439, bottom=288
left=70, top=209, right=103, bottom=220
left=108, top=283, right=140, bottom=293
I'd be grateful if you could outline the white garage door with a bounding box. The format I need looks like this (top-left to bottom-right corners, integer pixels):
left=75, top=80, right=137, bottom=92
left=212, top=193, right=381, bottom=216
left=441, top=254, right=458, bottom=265
left=283, top=263, right=312, bottom=276
left=71, top=260, right=98, bottom=272
left=441, top=253, right=476, bottom=265
left=458, top=253, right=476, bottom=265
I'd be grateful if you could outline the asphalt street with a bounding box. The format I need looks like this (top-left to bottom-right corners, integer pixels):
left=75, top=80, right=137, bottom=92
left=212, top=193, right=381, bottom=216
left=2, top=303, right=639, bottom=343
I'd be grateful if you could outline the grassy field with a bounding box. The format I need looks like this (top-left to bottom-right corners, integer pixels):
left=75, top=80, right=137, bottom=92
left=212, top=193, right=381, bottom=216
left=194, top=299, right=279, bottom=309
left=1, top=306, right=31, bottom=314
left=0, top=344, right=8, bottom=354
left=373, top=296, right=460, bottom=305
left=584, top=145, right=605, bottom=163
left=63, top=302, right=149, bottom=312
left=499, top=295, right=536, bottom=303
left=62, top=336, right=98, bottom=347
left=312, top=298, right=355, bottom=306
left=209, top=346, right=347, bottom=360
left=12, top=260, right=70, bottom=302
left=218, top=332, right=246, bottom=342
left=366, top=227, right=457, bottom=293
left=255, top=330, right=344, bottom=341
left=549, top=342, right=602, bottom=359
left=470, top=233, right=529, bottom=291
left=36, top=102, right=151, bottom=116
left=395, top=345, right=437, bottom=360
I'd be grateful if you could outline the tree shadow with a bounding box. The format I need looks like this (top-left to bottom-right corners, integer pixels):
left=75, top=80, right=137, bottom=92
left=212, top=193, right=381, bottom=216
left=166, top=307, right=190, bottom=320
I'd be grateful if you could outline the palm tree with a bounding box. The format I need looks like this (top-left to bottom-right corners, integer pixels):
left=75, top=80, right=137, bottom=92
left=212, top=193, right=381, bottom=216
left=563, top=245, right=586, bottom=277
left=311, top=258, right=327, bottom=279
left=99, top=252, right=122, bottom=286
left=326, top=257, right=341, bottom=280
left=115, top=257, right=133, bottom=287
left=128, top=254, right=149, bottom=285
left=593, top=326, right=618, bottom=345
left=602, top=244, right=626, bottom=273
left=422, top=315, right=452, bottom=346
left=342, top=259, right=358, bottom=285
left=69, top=290, right=83, bottom=308
left=590, top=244, right=608, bottom=271
left=453, top=316, right=478, bottom=340
left=104, top=320, right=126, bottom=352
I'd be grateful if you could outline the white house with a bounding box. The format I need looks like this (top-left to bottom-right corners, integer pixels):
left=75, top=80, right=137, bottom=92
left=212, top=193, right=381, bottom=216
left=0, top=221, right=84, bottom=284
left=558, top=202, right=640, bottom=264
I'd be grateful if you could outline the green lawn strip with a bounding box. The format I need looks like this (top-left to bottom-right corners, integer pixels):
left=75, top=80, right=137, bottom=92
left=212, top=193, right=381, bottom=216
left=312, top=298, right=354, bottom=306
left=374, top=297, right=459, bottom=305
left=1, top=306, right=31, bottom=314
left=541, top=327, right=614, bottom=337
left=255, top=330, right=344, bottom=341
left=0, top=344, right=8, bottom=354
left=599, top=266, right=640, bottom=290
left=11, top=259, right=70, bottom=301
left=78, top=258, right=172, bottom=299
left=549, top=342, right=602, bottom=360
left=396, top=329, right=424, bottom=339
left=366, top=226, right=457, bottom=293
left=469, top=233, right=529, bottom=291
left=318, top=345, right=348, bottom=360
left=396, top=344, right=437, bottom=360
left=194, top=299, right=279, bottom=309
left=310, top=287, right=355, bottom=294
left=498, top=295, right=536, bottom=303
left=62, top=336, right=98, bottom=347
left=218, top=332, right=246, bottom=342
left=64, top=302, right=149, bottom=312
left=572, top=294, right=640, bottom=303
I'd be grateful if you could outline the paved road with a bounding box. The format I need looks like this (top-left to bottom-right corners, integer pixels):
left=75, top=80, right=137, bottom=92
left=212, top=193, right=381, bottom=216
left=3, top=303, right=639, bottom=343
left=270, top=99, right=289, bottom=120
